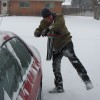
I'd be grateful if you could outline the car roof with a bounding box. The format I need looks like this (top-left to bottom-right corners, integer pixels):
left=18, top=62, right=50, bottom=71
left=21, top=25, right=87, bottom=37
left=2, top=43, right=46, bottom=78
left=0, top=30, right=16, bottom=47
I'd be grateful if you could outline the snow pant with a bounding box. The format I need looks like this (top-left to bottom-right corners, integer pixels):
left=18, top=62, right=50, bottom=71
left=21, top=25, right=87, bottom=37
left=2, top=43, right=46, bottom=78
left=52, top=42, right=91, bottom=89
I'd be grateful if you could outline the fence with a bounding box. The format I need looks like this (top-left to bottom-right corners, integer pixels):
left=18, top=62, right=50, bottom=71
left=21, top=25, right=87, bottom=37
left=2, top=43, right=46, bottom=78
left=62, top=7, right=94, bottom=16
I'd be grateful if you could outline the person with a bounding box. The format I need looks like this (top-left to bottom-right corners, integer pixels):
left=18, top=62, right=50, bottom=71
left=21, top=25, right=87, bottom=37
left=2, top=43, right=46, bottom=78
left=34, top=8, right=93, bottom=93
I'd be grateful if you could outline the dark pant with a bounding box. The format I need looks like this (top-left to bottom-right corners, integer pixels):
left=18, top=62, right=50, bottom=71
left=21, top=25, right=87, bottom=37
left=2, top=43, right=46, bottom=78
left=52, top=42, right=91, bottom=89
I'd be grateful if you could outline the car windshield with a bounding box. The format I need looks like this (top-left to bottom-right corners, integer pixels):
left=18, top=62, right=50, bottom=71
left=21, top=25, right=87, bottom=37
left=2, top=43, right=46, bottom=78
left=0, top=37, right=32, bottom=100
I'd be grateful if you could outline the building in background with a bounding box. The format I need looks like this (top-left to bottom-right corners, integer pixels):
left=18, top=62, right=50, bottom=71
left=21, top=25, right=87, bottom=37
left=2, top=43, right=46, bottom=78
left=0, top=0, right=65, bottom=16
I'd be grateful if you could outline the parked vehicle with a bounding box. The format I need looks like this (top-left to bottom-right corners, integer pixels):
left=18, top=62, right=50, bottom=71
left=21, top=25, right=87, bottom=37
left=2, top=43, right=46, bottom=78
left=0, top=30, right=42, bottom=100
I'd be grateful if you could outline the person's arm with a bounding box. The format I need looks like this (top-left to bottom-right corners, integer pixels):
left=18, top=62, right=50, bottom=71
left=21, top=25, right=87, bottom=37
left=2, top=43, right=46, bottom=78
left=34, top=19, right=49, bottom=37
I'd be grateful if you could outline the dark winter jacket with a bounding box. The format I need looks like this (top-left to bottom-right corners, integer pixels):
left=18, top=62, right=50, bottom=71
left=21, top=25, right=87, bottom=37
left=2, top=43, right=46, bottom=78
left=34, top=13, right=72, bottom=52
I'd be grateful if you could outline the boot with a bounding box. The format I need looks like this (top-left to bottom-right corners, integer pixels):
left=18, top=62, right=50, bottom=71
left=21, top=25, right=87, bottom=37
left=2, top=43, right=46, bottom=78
left=79, top=73, right=93, bottom=90
left=49, top=87, right=64, bottom=93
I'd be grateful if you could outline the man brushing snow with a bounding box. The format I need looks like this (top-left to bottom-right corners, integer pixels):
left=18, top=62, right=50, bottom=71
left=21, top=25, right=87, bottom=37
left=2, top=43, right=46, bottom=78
left=34, top=8, right=93, bottom=93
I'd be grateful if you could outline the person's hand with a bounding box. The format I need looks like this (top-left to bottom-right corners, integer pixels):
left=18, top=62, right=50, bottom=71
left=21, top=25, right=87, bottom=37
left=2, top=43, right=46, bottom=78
left=34, top=31, right=41, bottom=37
left=42, top=28, right=50, bottom=37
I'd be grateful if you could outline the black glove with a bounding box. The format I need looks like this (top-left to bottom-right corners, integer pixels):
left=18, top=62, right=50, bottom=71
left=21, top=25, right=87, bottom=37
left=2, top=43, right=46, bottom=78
left=34, top=31, right=41, bottom=37
left=42, top=28, right=50, bottom=37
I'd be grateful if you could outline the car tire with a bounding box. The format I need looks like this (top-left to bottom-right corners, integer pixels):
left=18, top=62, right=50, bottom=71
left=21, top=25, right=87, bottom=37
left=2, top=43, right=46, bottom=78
left=37, top=82, right=42, bottom=100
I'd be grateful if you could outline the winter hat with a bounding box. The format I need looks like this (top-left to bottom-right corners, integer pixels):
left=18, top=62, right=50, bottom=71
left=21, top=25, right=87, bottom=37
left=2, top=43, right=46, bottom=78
left=41, top=8, right=52, bottom=18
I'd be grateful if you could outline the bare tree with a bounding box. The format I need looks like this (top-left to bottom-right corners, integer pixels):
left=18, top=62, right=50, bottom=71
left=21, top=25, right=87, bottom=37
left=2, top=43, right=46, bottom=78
left=71, top=0, right=80, bottom=8
left=71, top=0, right=93, bottom=9
left=92, top=0, right=98, bottom=7
left=79, top=0, right=93, bottom=9
left=93, top=0, right=100, bottom=20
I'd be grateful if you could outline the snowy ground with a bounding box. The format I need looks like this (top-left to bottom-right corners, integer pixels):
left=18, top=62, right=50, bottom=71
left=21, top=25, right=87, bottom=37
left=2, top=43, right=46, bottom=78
left=0, top=15, right=100, bottom=100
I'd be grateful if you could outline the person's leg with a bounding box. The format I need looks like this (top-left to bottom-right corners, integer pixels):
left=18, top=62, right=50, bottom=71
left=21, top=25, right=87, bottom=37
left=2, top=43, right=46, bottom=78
left=49, top=51, right=64, bottom=93
left=63, top=42, right=93, bottom=90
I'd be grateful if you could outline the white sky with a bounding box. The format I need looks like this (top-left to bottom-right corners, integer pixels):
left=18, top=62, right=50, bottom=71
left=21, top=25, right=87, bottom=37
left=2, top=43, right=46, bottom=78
left=62, top=0, right=72, bottom=5
left=65, top=0, right=72, bottom=2
left=0, top=15, right=100, bottom=100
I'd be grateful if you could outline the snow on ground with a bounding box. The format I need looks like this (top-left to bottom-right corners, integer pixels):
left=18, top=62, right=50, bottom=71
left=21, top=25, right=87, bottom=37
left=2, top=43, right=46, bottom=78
left=0, top=15, right=100, bottom=100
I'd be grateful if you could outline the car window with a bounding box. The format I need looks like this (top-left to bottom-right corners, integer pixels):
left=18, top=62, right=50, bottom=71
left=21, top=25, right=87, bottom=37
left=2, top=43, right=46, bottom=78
left=9, top=38, right=32, bottom=74
left=0, top=47, right=21, bottom=100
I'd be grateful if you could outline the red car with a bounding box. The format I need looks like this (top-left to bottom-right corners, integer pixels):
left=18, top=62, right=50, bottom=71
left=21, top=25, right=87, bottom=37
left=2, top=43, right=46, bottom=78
left=0, top=31, right=42, bottom=100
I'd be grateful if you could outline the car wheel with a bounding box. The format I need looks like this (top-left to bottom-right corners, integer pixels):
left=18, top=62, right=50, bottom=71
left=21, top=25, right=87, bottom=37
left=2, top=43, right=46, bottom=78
left=37, top=82, right=42, bottom=100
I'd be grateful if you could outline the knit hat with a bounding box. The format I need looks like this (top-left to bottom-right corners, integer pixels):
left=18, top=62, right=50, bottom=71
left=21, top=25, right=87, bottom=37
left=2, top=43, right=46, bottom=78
left=41, top=8, right=52, bottom=18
